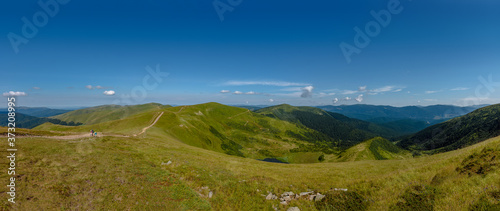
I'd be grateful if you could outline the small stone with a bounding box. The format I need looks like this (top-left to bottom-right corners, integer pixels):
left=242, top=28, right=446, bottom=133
left=287, top=207, right=300, bottom=211
left=299, top=191, right=313, bottom=196
left=266, top=193, right=277, bottom=200
left=315, top=193, right=325, bottom=201
left=308, top=195, right=315, bottom=201
left=208, top=191, right=213, bottom=198
left=280, top=201, right=288, bottom=205
left=282, top=196, right=292, bottom=202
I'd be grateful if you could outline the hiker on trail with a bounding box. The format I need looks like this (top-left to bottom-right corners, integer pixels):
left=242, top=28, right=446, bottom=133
left=91, top=129, right=94, bottom=136
left=94, top=131, right=97, bottom=137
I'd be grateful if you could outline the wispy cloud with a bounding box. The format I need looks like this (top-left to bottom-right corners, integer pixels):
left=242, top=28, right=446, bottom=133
left=233, top=91, right=243, bottom=95
left=223, top=80, right=311, bottom=87
left=32, top=87, right=41, bottom=90
left=425, top=90, right=440, bottom=94
left=220, top=90, right=230, bottom=93
left=342, top=90, right=358, bottom=95
left=87, top=85, right=111, bottom=90
left=3, top=91, right=27, bottom=97
left=372, top=86, right=397, bottom=93
left=450, top=87, right=469, bottom=91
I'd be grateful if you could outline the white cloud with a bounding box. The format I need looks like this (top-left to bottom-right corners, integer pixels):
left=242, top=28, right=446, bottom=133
left=345, top=97, right=351, bottom=100
left=95, top=85, right=106, bottom=89
left=393, top=88, right=403, bottom=92
left=3, top=91, right=27, bottom=97
left=450, top=87, right=469, bottom=91
left=355, top=94, right=364, bottom=102
left=233, top=91, right=243, bottom=95
left=358, top=86, right=367, bottom=92
left=220, top=90, right=230, bottom=93
left=32, top=87, right=41, bottom=90
left=246, top=91, right=256, bottom=95
left=301, top=86, right=314, bottom=98
left=85, top=85, right=93, bottom=90
left=333, top=98, right=339, bottom=104
left=223, top=80, right=311, bottom=87
left=425, top=90, right=438, bottom=94
left=103, top=90, right=115, bottom=96
left=269, top=99, right=274, bottom=103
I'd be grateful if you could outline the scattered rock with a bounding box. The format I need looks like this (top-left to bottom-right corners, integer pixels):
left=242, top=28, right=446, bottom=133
left=208, top=191, right=213, bottom=198
left=287, top=207, right=300, bottom=211
left=280, top=201, right=288, bottom=205
left=300, top=192, right=313, bottom=197
left=161, top=160, right=172, bottom=165
left=315, top=193, right=325, bottom=201
left=266, top=193, right=278, bottom=200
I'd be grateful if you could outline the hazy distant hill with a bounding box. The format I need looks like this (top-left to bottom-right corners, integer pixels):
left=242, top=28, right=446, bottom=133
left=317, top=104, right=483, bottom=124
left=397, top=104, right=500, bottom=153
left=16, top=107, right=72, bottom=117
left=256, top=104, right=399, bottom=148
left=0, top=112, right=81, bottom=129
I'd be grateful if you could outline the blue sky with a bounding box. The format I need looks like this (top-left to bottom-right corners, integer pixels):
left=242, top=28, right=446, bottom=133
left=1, top=0, right=500, bottom=108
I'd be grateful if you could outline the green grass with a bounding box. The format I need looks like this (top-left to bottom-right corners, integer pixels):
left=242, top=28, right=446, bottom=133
left=52, top=103, right=168, bottom=125
left=335, top=137, right=411, bottom=162
left=40, top=102, right=339, bottom=163
left=2, top=124, right=499, bottom=210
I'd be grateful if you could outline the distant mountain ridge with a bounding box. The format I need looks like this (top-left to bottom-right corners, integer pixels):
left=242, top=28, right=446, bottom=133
left=397, top=103, right=500, bottom=154
left=256, top=104, right=399, bottom=148
left=317, top=104, right=484, bottom=124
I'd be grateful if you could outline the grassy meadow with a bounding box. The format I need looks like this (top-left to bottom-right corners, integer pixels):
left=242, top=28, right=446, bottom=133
left=1, top=124, right=498, bottom=210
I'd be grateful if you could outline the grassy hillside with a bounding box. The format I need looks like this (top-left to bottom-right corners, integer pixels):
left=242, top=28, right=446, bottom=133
left=37, top=103, right=340, bottom=163
left=256, top=104, right=397, bottom=148
left=52, top=103, right=168, bottom=125
left=2, top=123, right=499, bottom=210
left=335, top=137, right=411, bottom=162
left=398, top=104, right=500, bottom=154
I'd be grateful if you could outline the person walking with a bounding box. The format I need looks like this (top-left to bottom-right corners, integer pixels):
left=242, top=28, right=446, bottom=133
left=91, top=129, right=94, bottom=137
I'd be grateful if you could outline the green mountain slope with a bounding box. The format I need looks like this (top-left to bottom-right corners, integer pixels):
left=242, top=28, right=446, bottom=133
left=336, top=137, right=410, bottom=162
left=37, top=103, right=340, bottom=163
left=52, top=103, right=168, bottom=125
left=256, top=104, right=397, bottom=148
left=151, top=103, right=339, bottom=162
left=398, top=104, right=500, bottom=153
